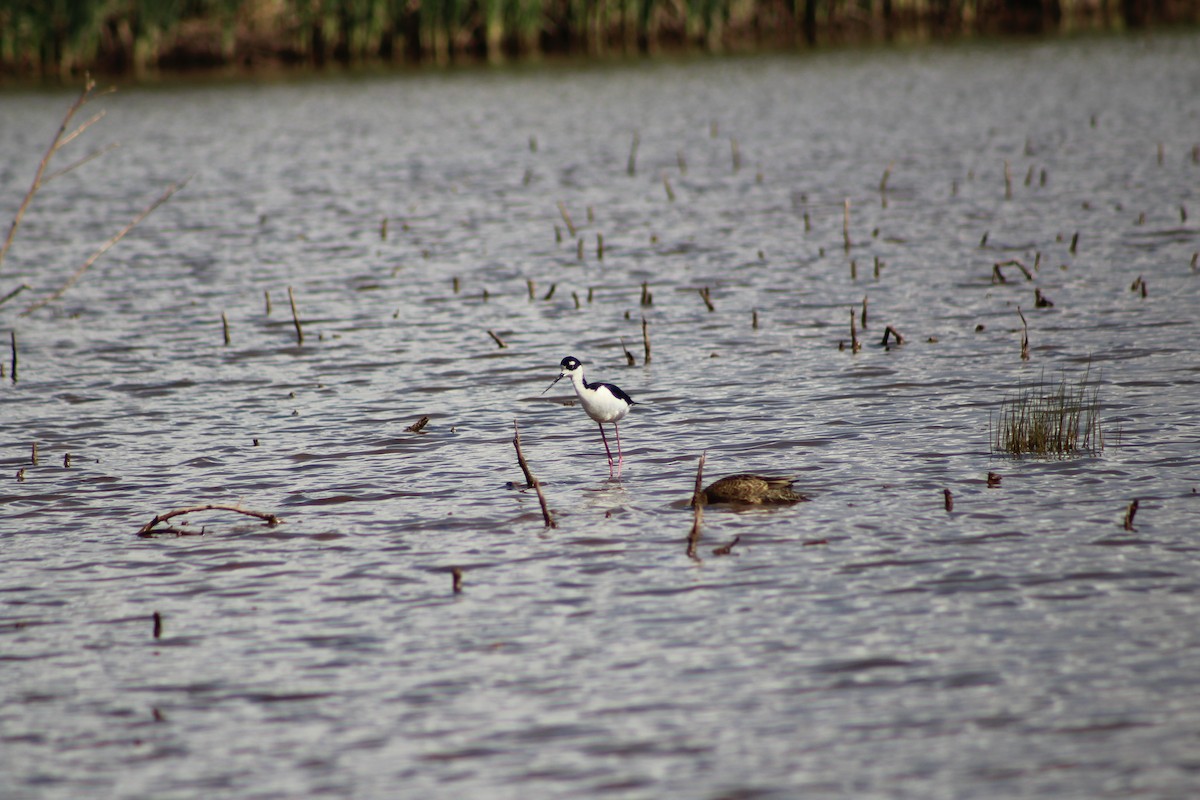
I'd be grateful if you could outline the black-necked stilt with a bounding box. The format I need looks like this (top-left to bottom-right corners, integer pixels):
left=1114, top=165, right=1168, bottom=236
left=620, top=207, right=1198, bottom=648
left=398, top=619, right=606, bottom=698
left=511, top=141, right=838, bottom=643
left=697, top=475, right=808, bottom=505
left=542, top=355, right=636, bottom=468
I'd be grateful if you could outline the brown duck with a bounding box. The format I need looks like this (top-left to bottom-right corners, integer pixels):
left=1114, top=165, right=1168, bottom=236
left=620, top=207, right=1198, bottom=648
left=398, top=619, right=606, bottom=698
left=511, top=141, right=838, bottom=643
left=697, top=474, right=809, bottom=505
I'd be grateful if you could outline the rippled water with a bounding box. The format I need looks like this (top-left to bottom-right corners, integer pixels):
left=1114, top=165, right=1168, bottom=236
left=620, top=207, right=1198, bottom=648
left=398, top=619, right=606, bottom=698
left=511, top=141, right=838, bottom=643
left=3, top=32, right=1200, bottom=799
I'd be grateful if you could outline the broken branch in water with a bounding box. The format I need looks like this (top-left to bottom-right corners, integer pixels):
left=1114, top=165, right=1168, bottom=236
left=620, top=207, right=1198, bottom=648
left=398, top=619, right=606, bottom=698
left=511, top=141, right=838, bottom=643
left=22, top=177, right=191, bottom=315
left=137, top=504, right=282, bottom=537
left=513, top=420, right=555, bottom=528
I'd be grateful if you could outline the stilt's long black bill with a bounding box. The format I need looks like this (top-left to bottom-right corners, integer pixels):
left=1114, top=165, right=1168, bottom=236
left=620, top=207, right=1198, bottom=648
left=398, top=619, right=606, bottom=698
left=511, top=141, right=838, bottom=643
left=541, top=373, right=565, bottom=395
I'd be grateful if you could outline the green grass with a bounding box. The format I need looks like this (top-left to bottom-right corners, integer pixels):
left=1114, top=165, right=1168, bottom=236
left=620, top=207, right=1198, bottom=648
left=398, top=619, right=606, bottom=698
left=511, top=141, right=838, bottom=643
left=992, top=368, right=1105, bottom=458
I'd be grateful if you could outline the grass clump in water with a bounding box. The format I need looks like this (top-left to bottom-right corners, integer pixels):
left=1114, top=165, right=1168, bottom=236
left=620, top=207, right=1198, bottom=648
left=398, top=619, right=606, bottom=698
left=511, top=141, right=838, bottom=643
left=992, top=369, right=1104, bottom=458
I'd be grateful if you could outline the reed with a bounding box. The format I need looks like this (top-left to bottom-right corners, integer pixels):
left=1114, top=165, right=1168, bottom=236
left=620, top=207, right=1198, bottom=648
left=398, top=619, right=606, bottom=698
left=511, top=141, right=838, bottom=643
left=5, top=1, right=1186, bottom=76
left=641, top=316, right=651, bottom=364
left=287, top=285, right=304, bottom=344
left=687, top=452, right=705, bottom=561
left=992, top=368, right=1104, bottom=458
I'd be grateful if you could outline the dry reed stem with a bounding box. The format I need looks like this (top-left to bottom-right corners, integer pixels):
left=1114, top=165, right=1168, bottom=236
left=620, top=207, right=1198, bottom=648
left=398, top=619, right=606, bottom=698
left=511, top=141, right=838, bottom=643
left=881, top=325, right=904, bottom=346
left=287, top=284, right=304, bottom=344
left=620, top=337, right=635, bottom=366
left=451, top=567, right=463, bottom=593
left=221, top=312, right=230, bottom=345
left=992, top=259, right=1033, bottom=284
left=557, top=202, right=576, bottom=236
left=1, top=75, right=103, bottom=275
left=663, top=172, right=675, bottom=201
left=698, top=287, right=714, bottom=312
left=405, top=415, right=430, bottom=433
left=152, top=612, right=162, bottom=639
left=0, top=284, right=29, bottom=308
left=627, top=132, right=639, bottom=176
left=641, top=316, right=651, bottom=364
left=944, top=488, right=954, bottom=512
left=842, top=198, right=852, bottom=251
left=1018, top=306, right=1030, bottom=361
left=513, top=421, right=555, bottom=528
left=687, top=452, right=706, bottom=560
left=849, top=308, right=861, bottom=353
left=22, top=177, right=190, bottom=315
left=9, top=330, right=16, bottom=383
left=1123, top=499, right=1140, bottom=531
left=137, top=504, right=282, bottom=537
left=487, top=330, right=508, bottom=348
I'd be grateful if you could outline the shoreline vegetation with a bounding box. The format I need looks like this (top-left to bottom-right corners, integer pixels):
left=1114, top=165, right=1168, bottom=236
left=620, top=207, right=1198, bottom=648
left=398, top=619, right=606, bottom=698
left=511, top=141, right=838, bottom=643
left=1, top=0, right=1198, bottom=79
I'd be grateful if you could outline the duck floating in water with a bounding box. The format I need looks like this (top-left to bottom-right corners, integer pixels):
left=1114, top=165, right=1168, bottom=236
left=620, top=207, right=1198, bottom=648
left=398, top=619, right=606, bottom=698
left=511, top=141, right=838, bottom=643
left=697, top=474, right=808, bottom=505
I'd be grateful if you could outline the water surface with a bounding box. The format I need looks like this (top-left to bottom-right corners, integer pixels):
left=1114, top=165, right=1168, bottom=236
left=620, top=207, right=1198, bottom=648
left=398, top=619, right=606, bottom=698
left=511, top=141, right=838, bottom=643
left=2, top=33, right=1200, bottom=799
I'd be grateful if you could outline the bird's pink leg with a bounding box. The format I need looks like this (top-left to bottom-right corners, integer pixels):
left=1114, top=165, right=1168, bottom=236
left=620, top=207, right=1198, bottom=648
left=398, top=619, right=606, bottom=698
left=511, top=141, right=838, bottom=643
left=614, top=422, right=624, bottom=465
left=598, top=423, right=615, bottom=464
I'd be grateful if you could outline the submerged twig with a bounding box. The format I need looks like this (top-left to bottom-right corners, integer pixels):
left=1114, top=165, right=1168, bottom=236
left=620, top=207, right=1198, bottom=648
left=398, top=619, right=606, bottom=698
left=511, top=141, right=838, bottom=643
left=137, top=504, right=282, bottom=537
left=1123, top=499, right=1140, bottom=532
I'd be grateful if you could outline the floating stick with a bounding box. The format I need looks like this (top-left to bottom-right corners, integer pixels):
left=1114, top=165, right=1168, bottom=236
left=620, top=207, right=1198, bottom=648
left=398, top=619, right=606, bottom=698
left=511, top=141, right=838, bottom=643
left=513, top=421, right=555, bottom=528
left=137, top=504, right=282, bottom=537
left=451, top=567, right=463, bottom=594
left=405, top=415, right=430, bottom=433
left=287, top=285, right=304, bottom=344
left=264, top=290, right=271, bottom=316
left=543, top=283, right=556, bottom=301
left=487, top=330, right=508, bottom=349
left=152, top=612, right=162, bottom=639
left=596, top=233, right=604, bottom=260
left=944, top=488, right=954, bottom=512
left=698, top=287, right=714, bottom=312
left=641, top=316, right=651, bottom=364
left=221, top=312, right=230, bottom=345
left=627, top=132, right=639, bottom=176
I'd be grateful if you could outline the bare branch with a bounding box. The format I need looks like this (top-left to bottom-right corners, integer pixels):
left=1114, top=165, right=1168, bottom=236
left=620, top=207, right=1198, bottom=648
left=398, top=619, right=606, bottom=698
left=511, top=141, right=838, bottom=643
left=137, top=504, right=282, bottom=537
left=22, top=177, right=191, bottom=315
left=0, top=75, right=101, bottom=275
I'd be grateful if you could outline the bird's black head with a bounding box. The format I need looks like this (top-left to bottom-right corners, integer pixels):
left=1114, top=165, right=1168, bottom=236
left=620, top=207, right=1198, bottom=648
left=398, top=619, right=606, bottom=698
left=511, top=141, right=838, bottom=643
left=560, top=356, right=581, bottom=371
